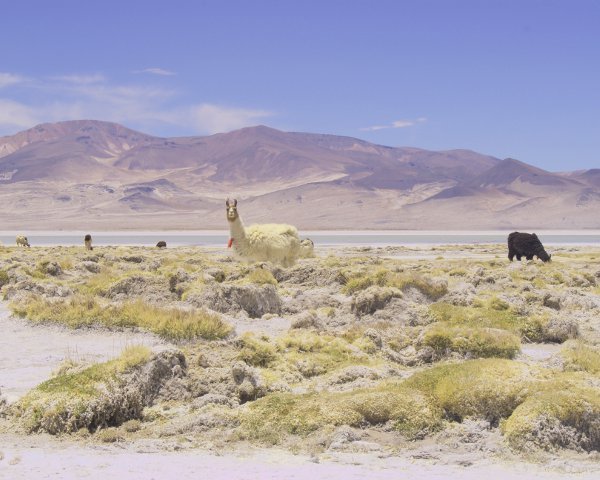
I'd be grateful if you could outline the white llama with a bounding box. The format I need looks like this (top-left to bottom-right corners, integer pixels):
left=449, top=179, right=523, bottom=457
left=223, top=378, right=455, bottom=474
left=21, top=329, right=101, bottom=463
left=16, top=235, right=30, bottom=247
left=226, top=198, right=301, bottom=267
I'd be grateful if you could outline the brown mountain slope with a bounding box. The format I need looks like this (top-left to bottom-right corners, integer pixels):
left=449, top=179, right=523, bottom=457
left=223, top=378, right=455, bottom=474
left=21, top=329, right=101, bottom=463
left=0, top=120, right=597, bottom=229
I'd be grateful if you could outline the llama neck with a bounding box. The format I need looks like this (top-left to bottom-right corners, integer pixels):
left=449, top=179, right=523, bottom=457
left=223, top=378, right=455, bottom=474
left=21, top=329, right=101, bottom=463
left=229, top=216, right=246, bottom=243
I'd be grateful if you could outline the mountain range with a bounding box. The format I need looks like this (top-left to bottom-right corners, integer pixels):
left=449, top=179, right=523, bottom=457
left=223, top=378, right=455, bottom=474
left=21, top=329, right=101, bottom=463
left=0, top=120, right=598, bottom=230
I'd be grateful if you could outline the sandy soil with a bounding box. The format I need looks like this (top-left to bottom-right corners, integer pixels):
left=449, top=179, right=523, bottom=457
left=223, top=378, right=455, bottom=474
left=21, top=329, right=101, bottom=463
left=1, top=433, right=598, bottom=480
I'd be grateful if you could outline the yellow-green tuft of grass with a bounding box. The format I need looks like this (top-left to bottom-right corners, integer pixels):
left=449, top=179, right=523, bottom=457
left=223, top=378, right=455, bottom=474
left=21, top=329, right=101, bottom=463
left=561, top=340, right=600, bottom=375
left=239, top=382, right=443, bottom=444
left=404, top=359, right=533, bottom=424
left=423, top=325, right=521, bottom=359
left=12, top=295, right=232, bottom=341
left=96, top=427, right=124, bottom=443
left=277, top=330, right=368, bottom=374
left=343, top=268, right=447, bottom=299
left=245, top=269, right=278, bottom=285
left=430, top=301, right=545, bottom=343
left=430, top=302, right=520, bottom=331
left=14, top=346, right=151, bottom=433
left=0, top=269, right=8, bottom=287
left=79, top=268, right=119, bottom=295
left=238, top=333, right=278, bottom=367
left=502, top=387, right=600, bottom=452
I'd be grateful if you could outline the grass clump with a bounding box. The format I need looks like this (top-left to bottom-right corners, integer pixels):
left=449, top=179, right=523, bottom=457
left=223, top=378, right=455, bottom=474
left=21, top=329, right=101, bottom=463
left=238, top=333, right=278, bottom=367
left=0, top=269, right=8, bottom=288
left=423, top=325, right=521, bottom=359
left=502, top=388, right=600, bottom=452
left=239, top=382, right=443, bottom=444
left=96, top=427, right=124, bottom=443
left=12, top=295, right=232, bottom=341
left=245, top=269, right=278, bottom=285
left=404, top=359, right=533, bottom=424
left=430, top=302, right=520, bottom=331
left=561, top=340, right=600, bottom=375
left=14, top=346, right=151, bottom=434
left=276, top=330, right=369, bottom=375
left=343, top=268, right=447, bottom=299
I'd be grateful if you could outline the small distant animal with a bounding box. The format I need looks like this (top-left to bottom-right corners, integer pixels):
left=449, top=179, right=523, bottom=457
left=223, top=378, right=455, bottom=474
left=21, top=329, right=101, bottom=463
left=156, top=241, right=167, bottom=248
left=84, top=234, right=93, bottom=250
left=508, top=232, right=551, bottom=262
left=16, top=235, right=30, bottom=247
left=226, top=198, right=301, bottom=267
left=299, top=238, right=315, bottom=258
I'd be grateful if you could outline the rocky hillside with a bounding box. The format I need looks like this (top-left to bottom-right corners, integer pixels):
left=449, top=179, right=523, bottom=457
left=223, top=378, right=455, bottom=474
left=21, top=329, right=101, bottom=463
left=0, top=120, right=598, bottom=229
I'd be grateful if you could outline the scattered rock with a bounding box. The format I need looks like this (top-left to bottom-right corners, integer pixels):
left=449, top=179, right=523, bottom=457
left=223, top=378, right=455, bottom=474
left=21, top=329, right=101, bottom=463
left=204, top=267, right=226, bottom=282
left=444, top=282, right=476, bottom=306
left=328, top=366, right=380, bottom=385
left=363, top=328, right=382, bottom=348
left=78, top=261, right=101, bottom=273
left=290, top=311, right=324, bottom=330
left=3, top=280, right=73, bottom=301
left=543, top=316, right=579, bottom=342
left=105, top=275, right=172, bottom=302
left=191, top=284, right=282, bottom=318
left=543, top=294, right=562, bottom=310
left=192, top=393, right=235, bottom=409
left=351, top=286, right=402, bottom=316
left=121, top=255, right=144, bottom=263
left=42, top=261, right=62, bottom=276
left=231, top=361, right=265, bottom=403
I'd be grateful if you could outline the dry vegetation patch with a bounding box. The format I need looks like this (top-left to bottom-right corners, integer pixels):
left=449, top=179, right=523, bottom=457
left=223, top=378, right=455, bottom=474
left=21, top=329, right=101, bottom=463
left=12, top=295, right=232, bottom=341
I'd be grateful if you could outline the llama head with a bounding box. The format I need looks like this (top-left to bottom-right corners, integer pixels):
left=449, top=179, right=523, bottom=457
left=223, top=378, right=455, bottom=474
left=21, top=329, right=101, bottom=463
left=226, top=198, right=238, bottom=222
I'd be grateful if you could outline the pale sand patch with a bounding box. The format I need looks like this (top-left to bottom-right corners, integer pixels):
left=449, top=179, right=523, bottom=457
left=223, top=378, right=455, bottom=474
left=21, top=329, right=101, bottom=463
left=0, top=302, right=171, bottom=403
left=0, top=437, right=598, bottom=480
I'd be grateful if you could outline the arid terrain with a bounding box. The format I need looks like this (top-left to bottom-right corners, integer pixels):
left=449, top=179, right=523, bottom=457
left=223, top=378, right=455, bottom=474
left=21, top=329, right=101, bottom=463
left=1, top=242, right=599, bottom=478
left=1, top=120, right=599, bottom=230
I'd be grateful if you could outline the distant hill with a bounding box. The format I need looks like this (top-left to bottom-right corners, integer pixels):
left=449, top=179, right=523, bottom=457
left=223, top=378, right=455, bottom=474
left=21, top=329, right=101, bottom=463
left=0, top=120, right=598, bottom=230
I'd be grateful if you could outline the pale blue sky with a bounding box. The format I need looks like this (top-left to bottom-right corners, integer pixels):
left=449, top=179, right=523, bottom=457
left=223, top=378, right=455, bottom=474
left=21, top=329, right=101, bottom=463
left=1, top=0, right=599, bottom=171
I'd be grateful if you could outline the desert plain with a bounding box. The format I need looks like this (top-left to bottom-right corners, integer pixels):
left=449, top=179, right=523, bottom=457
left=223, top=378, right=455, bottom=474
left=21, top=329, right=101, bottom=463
left=1, top=241, right=599, bottom=479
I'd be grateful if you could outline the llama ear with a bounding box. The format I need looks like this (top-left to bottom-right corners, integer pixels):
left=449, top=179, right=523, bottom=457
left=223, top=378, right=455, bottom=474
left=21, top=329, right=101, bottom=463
left=233, top=199, right=237, bottom=206
left=226, top=198, right=230, bottom=207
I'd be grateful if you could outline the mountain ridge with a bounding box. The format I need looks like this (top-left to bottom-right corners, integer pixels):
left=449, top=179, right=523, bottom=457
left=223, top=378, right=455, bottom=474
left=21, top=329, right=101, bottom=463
left=0, top=120, right=598, bottom=230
